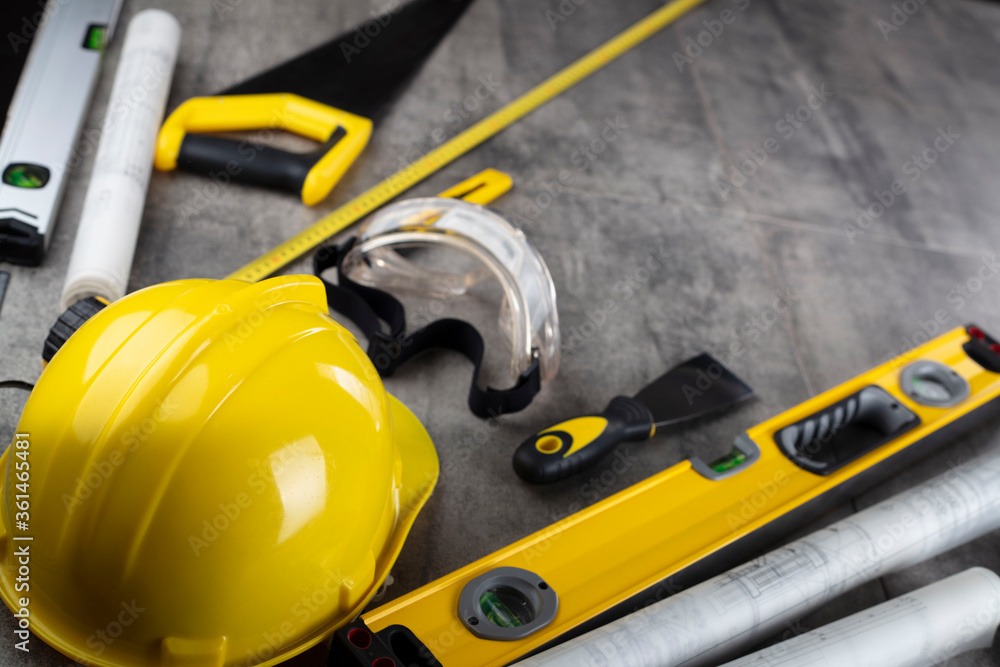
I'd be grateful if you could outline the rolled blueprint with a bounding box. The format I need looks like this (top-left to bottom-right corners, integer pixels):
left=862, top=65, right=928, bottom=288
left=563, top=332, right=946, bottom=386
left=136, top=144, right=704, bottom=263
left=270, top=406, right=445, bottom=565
left=720, top=567, right=1000, bottom=667
left=60, top=9, right=181, bottom=309
left=518, top=446, right=1000, bottom=667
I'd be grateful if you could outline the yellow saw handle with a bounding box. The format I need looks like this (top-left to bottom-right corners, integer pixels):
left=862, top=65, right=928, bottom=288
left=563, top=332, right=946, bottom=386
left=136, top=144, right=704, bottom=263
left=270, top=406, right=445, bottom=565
left=155, top=93, right=373, bottom=206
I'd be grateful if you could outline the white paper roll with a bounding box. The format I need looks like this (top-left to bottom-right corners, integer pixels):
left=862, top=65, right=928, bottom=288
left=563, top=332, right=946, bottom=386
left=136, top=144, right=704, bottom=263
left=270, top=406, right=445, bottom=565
left=60, top=9, right=181, bottom=309
left=518, top=447, right=1000, bottom=667
left=720, top=567, right=1000, bottom=667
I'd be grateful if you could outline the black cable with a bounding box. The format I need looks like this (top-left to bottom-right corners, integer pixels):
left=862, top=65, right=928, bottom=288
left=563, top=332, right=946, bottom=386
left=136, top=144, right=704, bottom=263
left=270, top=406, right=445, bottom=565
left=0, top=380, right=33, bottom=392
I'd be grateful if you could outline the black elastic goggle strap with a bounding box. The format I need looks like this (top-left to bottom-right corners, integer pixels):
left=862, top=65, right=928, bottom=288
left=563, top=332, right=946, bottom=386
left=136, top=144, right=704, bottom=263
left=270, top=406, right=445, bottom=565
left=313, top=241, right=542, bottom=418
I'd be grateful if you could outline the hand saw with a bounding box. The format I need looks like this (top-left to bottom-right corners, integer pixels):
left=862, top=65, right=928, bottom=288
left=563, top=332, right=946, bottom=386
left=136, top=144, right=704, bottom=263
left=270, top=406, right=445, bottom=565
left=226, top=0, right=710, bottom=281
left=155, top=0, right=474, bottom=205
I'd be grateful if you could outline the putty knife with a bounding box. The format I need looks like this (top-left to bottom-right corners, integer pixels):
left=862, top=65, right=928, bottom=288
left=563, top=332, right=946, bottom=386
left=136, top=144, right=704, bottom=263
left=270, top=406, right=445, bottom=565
left=513, top=353, right=754, bottom=483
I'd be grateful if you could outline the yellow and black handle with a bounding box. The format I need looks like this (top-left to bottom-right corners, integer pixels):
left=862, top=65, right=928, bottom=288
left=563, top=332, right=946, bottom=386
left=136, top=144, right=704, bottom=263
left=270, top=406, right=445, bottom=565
left=155, top=94, right=373, bottom=206
left=513, top=396, right=655, bottom=484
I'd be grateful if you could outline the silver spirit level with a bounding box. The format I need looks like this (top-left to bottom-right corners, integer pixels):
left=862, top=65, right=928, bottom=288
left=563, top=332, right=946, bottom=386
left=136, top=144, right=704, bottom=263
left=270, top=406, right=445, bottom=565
left=0, top=0, right=122, bottom=265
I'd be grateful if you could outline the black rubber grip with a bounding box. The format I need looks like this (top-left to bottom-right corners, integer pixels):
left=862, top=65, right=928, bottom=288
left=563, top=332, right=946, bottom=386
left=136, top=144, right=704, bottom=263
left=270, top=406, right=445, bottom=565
left=513, top=395, right=655, bottom=484
left=775, top=385, right=919, bottom=475
left=0, top=217, right=45, bottom=266
left=176, top=127, right=345, bottom=195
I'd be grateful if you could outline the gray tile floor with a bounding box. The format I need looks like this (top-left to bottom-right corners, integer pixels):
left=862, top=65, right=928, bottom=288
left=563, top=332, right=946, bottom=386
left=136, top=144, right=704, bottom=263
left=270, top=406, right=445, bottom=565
left=1, top=0, right=999, bottom=664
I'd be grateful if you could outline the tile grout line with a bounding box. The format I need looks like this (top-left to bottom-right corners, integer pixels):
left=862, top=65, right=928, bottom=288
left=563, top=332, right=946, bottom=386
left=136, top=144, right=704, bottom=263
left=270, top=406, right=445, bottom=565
left=746, top=215, right=996, bottom=258
left=558, top=186, right=662, bottom=205
left=550, top=182, right=997, bottom=261
left=755, top=0, right=878, bottom=594
left=683, top=27, right=817, bottom=397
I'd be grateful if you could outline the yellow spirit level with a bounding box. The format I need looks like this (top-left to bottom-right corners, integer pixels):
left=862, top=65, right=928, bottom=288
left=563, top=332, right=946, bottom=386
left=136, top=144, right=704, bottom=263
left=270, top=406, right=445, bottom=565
left=329, top=324, right=1000, bottom=666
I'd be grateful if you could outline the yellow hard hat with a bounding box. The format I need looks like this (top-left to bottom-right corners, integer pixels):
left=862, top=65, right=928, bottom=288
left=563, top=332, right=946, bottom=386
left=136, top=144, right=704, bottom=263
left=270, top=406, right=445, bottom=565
left=0, top=276, right=438, bottom=667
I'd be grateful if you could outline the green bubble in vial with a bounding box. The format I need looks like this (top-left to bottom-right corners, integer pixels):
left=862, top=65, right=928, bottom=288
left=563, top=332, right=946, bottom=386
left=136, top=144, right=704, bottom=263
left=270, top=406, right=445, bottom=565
left=710, top=450, right=747, bottom=473
left=4, top=167, right=43, bottom=188
left=480, top=590, right=524, bottom=628
left=85, top=26, right=106, bottom=51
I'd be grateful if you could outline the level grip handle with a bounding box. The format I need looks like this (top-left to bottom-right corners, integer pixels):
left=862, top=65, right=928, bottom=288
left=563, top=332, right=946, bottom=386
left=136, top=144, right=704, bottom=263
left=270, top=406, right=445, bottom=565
left=513, top=396, right=655, bottom=484
left=177, top=132, right=340, bottom=195
left=775, top=385, right=919, bottom=474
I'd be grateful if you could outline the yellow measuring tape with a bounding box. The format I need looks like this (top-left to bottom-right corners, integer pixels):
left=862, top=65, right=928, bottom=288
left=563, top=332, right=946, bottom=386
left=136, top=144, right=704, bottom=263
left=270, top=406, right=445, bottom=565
left=227, top=0, right=708, bottom=282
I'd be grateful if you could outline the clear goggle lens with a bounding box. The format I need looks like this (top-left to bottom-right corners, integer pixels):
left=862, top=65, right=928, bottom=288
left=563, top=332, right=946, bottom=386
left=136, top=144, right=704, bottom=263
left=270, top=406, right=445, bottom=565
left=343, top=198, right=560, bottom=384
